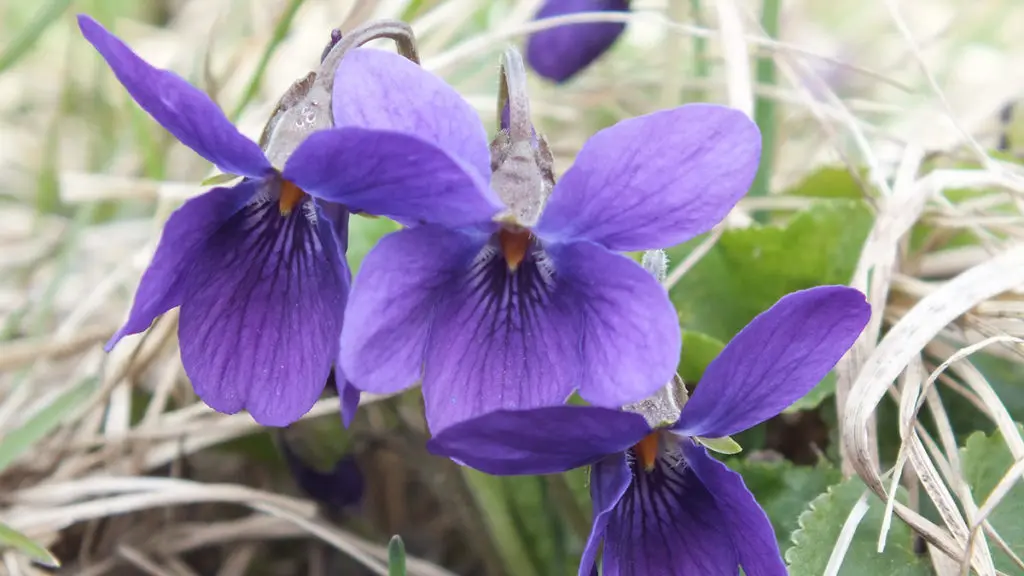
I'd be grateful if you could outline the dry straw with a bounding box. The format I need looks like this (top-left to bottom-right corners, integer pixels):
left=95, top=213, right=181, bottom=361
left=2, top=0, right=1023, bottom=574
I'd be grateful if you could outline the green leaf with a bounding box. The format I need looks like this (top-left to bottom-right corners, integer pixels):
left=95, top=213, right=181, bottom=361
left=0, top=377, right=97, bottom=474
left=785, top=476, right=931, bottom=575
left=461, top=471, right=566, bottom=576
left=347, top=215, right=401, bottom=275
left=667, top=199, right=873, bottom=342
left=678, top=330, right=725, bottom=384
left=200, top=172, right=240, bottom=186
left=961, top=426, right=1024, bottom=573
left=0, top=521, right=60, bottom=567
left=785, top=372, right=838, bottom=413
left=387, top=535, right=407, bottom=576
left=730, top=459, right=841, bottom=547
left=964, top=352, right=1024, bottom=427
left=698, top=436, right=743, bottom=455
left=783, top=166, right=865, bottom=200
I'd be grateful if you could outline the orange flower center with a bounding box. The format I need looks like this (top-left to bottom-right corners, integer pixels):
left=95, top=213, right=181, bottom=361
left=498, top=228, right=532, bottom=271
left=633, top=432, right=660, bottom=472
left=278, top=180, right=307, bottom=216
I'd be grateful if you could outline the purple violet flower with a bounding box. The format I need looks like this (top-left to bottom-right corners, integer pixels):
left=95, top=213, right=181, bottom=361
left=526, top=0, right=631, bottom=83
left=428, top=285, right=871, bottom=575
left=340, top=50, right=761, bottom=433
left=280, top=425, right=364, bottom=514
left=83, top=15, right=501, bottom=426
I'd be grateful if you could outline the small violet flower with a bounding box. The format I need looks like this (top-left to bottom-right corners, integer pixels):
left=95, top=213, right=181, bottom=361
left=83, top=15, right=501, bottom=426
left=340, top=49, right=761, bottom=433
left=428, top=285, right=871, bottom=575
left=526, top=0, right=631, bottom=83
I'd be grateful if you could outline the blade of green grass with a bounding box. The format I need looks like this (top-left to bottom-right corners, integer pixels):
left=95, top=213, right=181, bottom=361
left=0, top=376, right=98, bottom=474
left=229, top=0, right=308, bottom=122
left=0, top=522, right=60, bottom=568
left=461, top=469, right=536, bottom=575
left=387, top=535, right=407, bottom=576
left=688, top=0, right=709, bottom=102
left=0, top=0, right=74, bottom=75
left=749, top=0, right=780, bottom=204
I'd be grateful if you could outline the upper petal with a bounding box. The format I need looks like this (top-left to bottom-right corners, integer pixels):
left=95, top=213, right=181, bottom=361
left=683, top=443, right=786, bottom=576
left=535, top=104, right=760, bottom=251
left=178, top=197, right=349, bottom=426
left=673, top=286, right=870, bottom=438
left=78, top=15, right=270, bottom=178
left=283, top=127, right=502, bottom=228
left=551, top=241, right=681, bottom=408
left=339, top=225, right=482, bottom=396
left=602, top=439, right=739, bottom=575
left=332, top=49, right=491, bottom=182
left=106, top=181, right=256, bottom=350
left=426, top=406, right=650, bottom=475
left=580, top=453, right=633, bottom=576
left=526, top=0, right=629, bottom=83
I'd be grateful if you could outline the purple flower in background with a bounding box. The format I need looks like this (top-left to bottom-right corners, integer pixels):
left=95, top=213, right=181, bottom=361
left=280, top=421, right=365, bottom=513
left=526, top=0, right=630, bottom=83
left=340, top=99, right=761, bottom=433
left=429, top=286, right=871, bottom=575
left=83, top=15, right=500, bottom=426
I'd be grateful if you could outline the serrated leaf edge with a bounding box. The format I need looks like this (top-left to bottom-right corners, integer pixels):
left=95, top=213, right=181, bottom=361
left=783, top=481, right=844, bottom=565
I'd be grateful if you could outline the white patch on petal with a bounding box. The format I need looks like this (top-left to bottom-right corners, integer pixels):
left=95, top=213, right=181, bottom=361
left=471, top=243, right=499, bottom=270
left=248, top=181, right=276, bottom=208
left=533, top=248, right=556, bottom=288
left=301, top=199, right=319, bottom=225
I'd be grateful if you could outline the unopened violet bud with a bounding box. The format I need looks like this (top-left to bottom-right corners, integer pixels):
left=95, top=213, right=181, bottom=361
left=284, top=447, right=365, bottom=513
left=279, top=413, right=365, bottom=513
left=525, top=0, right=630, bottom=83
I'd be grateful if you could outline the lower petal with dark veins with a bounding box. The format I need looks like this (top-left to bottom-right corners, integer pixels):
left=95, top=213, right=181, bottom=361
left=177, top=198, right=349, bottom=426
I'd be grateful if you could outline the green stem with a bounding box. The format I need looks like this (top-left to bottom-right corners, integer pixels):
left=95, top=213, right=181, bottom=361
left=750, top=0, right=780, bottom=207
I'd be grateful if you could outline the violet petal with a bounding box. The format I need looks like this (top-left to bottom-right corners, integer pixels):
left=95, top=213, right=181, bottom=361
left=426, top=406, right=650, bottom=475
left=536, top=104, right=760, bottom=251
left=580, top=453, right=633, bottom=576
left=106, top=181, right=256, bottom=350
left=684, top=442, right=786, bottom=575
left=551, top=241, right=680, bottom=409
left=602, top=439, right=739, bottom=575
left=178, top=197, right=348, bottom=426
left=78, top=15, right=270, bottom=178
left=526, top=0, right=629, bottom=83
left=284, top=127, right=501, bottom=228
left=340, top=225, right=483, bottom=396
left=332, top=49, right=491, bottom=182
left=673, top=286, right=870, bottom=438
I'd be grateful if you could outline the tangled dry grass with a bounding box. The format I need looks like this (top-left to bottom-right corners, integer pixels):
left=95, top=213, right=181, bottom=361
left=2, top=0, right=1024, bottom=574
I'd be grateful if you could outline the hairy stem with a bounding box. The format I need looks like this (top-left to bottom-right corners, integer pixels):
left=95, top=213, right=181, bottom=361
left=316, top=19, right=420, bottom=96
left=497, top=46, right=532, bottom=142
